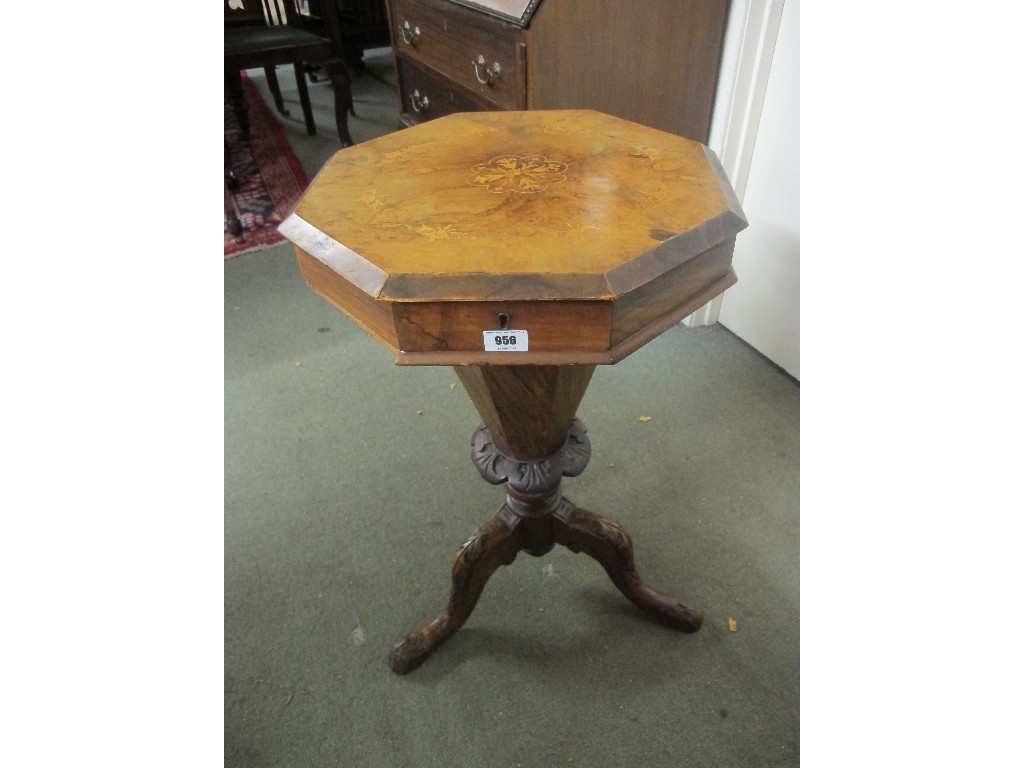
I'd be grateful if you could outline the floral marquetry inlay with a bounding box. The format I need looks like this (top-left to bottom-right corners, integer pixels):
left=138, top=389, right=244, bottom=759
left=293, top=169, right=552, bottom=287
left=381, top=147, right=414, bottom=164
left=469, top=155, right=568, bottom=194
left=408, top=224, right=469, bottom=241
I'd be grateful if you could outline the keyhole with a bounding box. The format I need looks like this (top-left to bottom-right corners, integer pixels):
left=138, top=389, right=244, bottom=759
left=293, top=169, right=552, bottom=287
left=497, top=312, right=510, bottom=330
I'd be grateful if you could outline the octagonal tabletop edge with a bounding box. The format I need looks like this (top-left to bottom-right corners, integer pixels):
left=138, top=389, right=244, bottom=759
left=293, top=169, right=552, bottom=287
left=280, top=110, right=747, bottom=303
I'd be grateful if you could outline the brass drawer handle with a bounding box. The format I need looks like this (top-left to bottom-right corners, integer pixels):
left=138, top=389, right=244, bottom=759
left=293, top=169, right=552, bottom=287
left=399, top=20, right=421, bottom=46
left=409, top=89, right=430, bottom=113
left=473, top=55, right=502, bottom=85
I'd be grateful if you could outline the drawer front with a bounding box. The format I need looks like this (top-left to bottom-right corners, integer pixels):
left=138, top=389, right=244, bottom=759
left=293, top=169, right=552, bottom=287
left=392, top=300, right=612, bottom=358
left=397, top=57, right=498, bottom=125
left=390, top=0, right=526, bottom=109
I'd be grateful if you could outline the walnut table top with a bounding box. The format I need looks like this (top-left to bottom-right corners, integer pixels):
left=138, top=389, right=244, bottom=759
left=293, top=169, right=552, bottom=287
left=279, top=109, right=746, bottom=366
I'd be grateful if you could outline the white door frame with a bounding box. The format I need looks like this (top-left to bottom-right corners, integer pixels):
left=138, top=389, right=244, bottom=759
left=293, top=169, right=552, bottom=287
left=684, top=0, right=787, bottom=328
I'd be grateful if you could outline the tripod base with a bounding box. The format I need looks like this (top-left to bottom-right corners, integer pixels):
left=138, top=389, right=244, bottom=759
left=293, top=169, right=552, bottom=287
left=388, top=420, right=703, bottom=675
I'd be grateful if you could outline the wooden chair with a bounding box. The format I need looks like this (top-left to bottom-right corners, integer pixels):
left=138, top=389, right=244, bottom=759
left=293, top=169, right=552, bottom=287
left=225, top=0, right=354, bottom=146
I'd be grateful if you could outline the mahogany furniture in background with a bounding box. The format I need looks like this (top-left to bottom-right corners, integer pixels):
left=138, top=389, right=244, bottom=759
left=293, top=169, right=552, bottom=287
left=278, top=110, right=747, bottom=673
left=383, top=0, right=731, bottom=142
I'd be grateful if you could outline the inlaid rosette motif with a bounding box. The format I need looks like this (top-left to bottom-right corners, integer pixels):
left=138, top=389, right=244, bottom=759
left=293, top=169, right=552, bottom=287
left=468, top=155, right=568, bottom=194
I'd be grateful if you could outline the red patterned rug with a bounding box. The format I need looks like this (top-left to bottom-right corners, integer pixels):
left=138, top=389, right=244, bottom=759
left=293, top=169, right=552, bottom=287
left=224, top=73, right=309, bottom=259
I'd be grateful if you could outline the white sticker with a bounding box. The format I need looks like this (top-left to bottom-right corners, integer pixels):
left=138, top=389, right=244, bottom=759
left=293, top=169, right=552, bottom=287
left=483, top=329, right=529, bottom=352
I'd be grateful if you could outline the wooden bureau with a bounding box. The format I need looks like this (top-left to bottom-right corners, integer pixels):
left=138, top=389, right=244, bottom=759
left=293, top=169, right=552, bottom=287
left=383, top=0, right=731, bottom=142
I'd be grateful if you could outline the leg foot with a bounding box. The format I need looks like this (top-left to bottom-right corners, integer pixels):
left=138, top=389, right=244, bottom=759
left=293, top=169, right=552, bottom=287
left=554, top=502, right=703, bottom=632
left=389, top=511, right=524, bottom=674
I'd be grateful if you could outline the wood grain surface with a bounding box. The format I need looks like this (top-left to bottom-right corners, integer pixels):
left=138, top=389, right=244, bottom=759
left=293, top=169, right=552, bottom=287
left=286, top=110, right=743, bottom=301
left=282, top=109, right=746, bottom=365
left=526, top=0, right=730, bottom=141
left=455, top=364, right=594, bottom=458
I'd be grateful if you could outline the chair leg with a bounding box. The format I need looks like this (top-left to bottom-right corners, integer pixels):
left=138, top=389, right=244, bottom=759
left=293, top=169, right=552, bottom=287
left=293, top=60, right=317, bottom=135
left=325, top=58, right=355, bottom=147
left=225, top=70, right=250, bottom=142
left=264, top=65, right=289, bottom=116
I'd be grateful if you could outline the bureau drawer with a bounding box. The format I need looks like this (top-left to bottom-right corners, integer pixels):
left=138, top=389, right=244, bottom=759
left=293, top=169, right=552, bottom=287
left=397, top=56, right=497, bottom=125
left=390, top=0, right=526, bottom=110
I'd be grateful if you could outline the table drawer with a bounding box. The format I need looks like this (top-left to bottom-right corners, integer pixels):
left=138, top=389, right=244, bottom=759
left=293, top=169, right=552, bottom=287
left=392, top=300, right=612, bottom=358
left=397, top=56, right=496, bottom=124
left=390, top=0, right=526, bottom=110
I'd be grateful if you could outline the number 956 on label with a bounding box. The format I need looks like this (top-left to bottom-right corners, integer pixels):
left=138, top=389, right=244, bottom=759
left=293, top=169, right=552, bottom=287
left=483, top=330, right=529, bottom=352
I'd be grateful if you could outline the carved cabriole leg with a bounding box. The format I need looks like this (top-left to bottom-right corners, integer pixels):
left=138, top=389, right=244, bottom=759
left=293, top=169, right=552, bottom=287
left=553, top=503, right=704, bottom=632
left=388, top=511, right=527, bottom=674
left=388, top=419, right=590, bottom=674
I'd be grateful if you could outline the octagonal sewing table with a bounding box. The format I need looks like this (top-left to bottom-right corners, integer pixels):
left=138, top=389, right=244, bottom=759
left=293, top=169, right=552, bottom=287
left=278, top=110, right=747, bottom=674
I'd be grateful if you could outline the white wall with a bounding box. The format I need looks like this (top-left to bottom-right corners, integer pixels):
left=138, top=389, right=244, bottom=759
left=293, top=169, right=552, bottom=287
left=717, top=0, right=799, bottom=379
left=694, top=0, right=799, bottom=379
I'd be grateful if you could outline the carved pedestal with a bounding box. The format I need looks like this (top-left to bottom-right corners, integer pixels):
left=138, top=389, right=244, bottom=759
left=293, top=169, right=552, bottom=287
left=388, top=365, right=703, bottom=674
